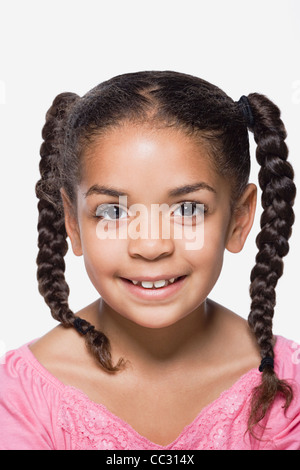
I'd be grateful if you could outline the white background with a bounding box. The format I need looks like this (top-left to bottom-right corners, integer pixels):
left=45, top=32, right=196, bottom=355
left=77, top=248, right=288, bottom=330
left=0, top=0, right=299, bottom=354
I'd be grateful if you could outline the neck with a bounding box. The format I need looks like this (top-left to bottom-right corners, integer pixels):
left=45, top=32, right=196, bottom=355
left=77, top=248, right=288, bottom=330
left=96, top=298, right=215, bottom=373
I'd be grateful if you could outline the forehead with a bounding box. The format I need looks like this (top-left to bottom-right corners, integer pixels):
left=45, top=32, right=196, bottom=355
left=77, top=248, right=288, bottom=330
left=80, top=124, right=227, bottom=199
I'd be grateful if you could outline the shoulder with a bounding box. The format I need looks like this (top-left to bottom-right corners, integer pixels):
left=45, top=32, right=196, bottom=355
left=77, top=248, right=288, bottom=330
left=262, top=336, right=300, bottom=450
left=29, top=323, right=98, bottom=387
left=28, top=300, right=102, bottom=385
left=0, top=341, right=64, bottom=392
left=0, top=342, right=65, bottom=417
left=274, top=335, right=300, bottom=380
left=206, top=298, right=261, bottom=370
left=0, top=343, right=66, bottom=449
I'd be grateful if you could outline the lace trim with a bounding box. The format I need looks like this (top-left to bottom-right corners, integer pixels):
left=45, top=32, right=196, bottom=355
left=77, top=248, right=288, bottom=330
left=57, top=369, right=261, bottom=450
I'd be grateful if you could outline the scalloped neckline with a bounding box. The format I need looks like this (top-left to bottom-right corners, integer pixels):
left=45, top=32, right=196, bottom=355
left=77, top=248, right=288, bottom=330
left=25, top=336, right=282, bottom=449
left=62, top=366, right=260, bottom=449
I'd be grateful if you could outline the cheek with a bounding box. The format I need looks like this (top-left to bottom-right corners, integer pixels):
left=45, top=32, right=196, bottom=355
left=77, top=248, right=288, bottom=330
left=184, top=241, right=224, bottom=276
left=81, top=231, right=126, bottom=287
left=183, top=216, right=228, bottom=276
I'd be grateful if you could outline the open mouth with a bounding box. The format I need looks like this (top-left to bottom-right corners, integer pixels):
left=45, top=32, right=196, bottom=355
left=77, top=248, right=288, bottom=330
left=122, top=276, right=186, bottom=290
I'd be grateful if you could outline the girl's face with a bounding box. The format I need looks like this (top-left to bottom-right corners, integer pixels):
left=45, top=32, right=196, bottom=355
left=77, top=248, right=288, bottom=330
left=62, top=124, right=256, bottom=329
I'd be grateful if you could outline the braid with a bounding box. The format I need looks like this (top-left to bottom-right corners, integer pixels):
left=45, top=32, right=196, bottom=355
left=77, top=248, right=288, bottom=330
left=35, top=93, right=124, bottom=372
left=35, top=73, right=297, bottom=413
left=246, top=93, right=296, bottom=431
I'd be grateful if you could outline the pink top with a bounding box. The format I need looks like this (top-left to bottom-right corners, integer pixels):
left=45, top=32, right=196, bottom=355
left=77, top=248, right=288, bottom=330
left=0, top=335, right=299, bottom=450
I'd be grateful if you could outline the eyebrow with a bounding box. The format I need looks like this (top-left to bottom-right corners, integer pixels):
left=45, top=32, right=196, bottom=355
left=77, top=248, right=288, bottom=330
left=168, top=182, right=217, bottom=197
left=84, top=185, right=127, bottom=198
left=83, top=182, right=217, bottom=199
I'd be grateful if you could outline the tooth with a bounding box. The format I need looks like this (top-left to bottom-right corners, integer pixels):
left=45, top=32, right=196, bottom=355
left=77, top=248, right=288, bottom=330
left=131, top=280, right=138, bottom=285
left=154, top=280, right=166, bottom=288
left=169, top=278, right=175, bottom=283
left=141, top=281, right=154, bottom=289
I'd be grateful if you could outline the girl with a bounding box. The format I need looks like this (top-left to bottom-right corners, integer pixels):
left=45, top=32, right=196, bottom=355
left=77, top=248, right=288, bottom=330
left=0, top=71, right=299, bottom=450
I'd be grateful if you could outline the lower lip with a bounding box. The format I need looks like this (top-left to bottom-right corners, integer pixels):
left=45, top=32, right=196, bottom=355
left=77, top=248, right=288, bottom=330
left=120, top=276, right=187, bottom=301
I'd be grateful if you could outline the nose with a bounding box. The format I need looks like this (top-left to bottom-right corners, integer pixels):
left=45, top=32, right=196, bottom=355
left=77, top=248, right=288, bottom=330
left=127, top=205, right=175, bottom=260
left=128, top=236, right=175, bottom=260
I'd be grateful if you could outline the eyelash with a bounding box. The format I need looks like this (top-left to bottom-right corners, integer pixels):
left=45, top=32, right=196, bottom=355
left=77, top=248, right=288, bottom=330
left=92, top=200, right=208, bottom=220
left=172, top=201, right=208, bottom=217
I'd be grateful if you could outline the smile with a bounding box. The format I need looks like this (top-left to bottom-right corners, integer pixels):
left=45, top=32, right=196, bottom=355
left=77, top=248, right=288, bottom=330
left=130, top=277, right=179, bottom=289
left=120, top=275, right=187, bottom=300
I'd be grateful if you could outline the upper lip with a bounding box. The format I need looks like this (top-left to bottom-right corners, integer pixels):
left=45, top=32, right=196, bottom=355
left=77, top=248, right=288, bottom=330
left=122, top=275, right=185, bottom=282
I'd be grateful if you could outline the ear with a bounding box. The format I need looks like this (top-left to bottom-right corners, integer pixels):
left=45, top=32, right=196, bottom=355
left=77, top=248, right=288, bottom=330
left=226, top=183, right=257, bottom=253
left=60, top=188, right=83, bottom=256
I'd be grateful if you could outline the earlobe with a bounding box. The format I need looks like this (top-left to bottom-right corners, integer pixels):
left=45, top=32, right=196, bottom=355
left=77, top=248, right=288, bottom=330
left=60, top=188, right=83, bottom=256
left=226, top=183, right=257, bottom=254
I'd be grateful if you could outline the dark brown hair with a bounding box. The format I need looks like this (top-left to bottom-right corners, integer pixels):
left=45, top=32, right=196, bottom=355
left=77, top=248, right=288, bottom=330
left=35, top=71, right=296, bottom=431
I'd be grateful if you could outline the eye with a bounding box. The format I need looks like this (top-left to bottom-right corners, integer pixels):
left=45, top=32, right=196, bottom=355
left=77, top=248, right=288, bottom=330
left=171, top=201, right=207, bottom=226
left=172, top=202, right=206, bottom=218
left=95, top=204, right=128, bottom=220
